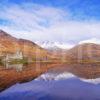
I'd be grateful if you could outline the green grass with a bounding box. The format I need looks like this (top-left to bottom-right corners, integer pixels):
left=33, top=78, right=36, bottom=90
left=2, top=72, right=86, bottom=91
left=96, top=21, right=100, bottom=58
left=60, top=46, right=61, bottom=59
left=0, top=59, right=3, bottom=65
left=9, top=59, right=28, bottom=64
left=62, top=60, right=100, bottom=64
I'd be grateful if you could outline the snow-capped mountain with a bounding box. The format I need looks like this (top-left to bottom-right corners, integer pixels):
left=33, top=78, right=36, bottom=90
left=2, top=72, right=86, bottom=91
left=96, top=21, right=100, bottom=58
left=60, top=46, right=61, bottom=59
left=35, top=39, right=100, bottom=50
left=35, top=41, right=74, bottom=50
left=79, top=38, right=100, bottom=44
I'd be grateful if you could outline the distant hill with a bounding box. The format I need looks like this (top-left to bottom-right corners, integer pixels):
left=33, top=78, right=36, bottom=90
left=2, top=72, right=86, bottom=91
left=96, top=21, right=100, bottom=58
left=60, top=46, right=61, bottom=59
left=65, top=43, right=100, bottom=63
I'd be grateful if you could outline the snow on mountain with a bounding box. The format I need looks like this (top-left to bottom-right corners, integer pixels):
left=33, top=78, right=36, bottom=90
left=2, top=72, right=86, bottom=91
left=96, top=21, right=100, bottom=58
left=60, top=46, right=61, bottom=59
left=35, top=41, right=74, bottom=50
left=79, top=38, right=100, bottom=44
left=35, top=39, right=100, bottom=50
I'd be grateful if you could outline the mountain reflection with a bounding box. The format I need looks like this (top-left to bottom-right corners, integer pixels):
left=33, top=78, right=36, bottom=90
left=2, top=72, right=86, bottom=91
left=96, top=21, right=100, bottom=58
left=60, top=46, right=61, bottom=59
left=0, top=64, right=100, bottom=100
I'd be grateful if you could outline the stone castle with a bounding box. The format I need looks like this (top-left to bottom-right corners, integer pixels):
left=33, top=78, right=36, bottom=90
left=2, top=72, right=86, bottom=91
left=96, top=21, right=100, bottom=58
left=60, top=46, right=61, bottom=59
left=0, top=50, right=23, bottom=63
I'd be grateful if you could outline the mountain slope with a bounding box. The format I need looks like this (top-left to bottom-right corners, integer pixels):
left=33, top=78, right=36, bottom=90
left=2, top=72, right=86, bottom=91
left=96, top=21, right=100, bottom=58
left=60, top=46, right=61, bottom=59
left=0, top=30, right=18, bottom=54
left=0, top=30, right=52, bottom=61
left=65, top=43, right=100, bottom=63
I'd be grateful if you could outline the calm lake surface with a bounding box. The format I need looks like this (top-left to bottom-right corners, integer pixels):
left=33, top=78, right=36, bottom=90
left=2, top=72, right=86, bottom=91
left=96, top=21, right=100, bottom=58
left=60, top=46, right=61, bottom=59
left=0, top=64, right=100, bottom=100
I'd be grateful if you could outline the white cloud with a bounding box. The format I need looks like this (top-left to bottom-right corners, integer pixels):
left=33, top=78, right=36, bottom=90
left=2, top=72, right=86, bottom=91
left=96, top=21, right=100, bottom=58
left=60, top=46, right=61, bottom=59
left=0, top=3, right=67, bottom=41
left=0, top=3, right=100, bottom=44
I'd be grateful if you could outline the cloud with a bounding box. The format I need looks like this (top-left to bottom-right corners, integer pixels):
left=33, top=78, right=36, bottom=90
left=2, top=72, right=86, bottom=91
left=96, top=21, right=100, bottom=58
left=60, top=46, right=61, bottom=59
left=0, top=2, right=100, bottom=45
left=0, top=3, right=67, bottom=40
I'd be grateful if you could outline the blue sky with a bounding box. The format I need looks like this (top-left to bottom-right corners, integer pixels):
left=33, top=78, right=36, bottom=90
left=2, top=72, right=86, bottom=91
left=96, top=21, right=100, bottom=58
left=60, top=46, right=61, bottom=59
left=1, top=0, right=100, bottom=20
left=0, top=0, right=100, bottom=45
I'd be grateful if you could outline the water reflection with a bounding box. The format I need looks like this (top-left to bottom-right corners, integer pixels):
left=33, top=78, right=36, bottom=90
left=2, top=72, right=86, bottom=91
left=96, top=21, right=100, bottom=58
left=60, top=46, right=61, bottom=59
left=1, top=63, right=100, bottom=79
left=5, top=63, right=24, bottom=72
left=0, top=70, right=100, bottom=100
left=0, top=63, right=100, bottom=100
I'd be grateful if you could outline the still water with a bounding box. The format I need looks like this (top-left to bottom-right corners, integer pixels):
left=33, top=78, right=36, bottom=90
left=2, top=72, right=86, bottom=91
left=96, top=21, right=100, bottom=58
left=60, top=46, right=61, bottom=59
left=0, top=65, right=100, bottom=100
left=5, top=63, right=24, bottom=71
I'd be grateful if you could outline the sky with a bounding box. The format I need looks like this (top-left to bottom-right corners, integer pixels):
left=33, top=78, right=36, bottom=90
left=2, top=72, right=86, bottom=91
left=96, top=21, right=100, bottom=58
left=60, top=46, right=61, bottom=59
left=0, top=0, right=100, bottom=45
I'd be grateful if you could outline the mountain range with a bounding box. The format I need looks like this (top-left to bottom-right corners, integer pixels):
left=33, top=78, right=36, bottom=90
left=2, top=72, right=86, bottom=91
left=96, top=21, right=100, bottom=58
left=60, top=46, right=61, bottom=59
left=0, top=30, right=100, bottom=63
